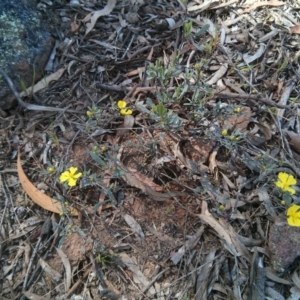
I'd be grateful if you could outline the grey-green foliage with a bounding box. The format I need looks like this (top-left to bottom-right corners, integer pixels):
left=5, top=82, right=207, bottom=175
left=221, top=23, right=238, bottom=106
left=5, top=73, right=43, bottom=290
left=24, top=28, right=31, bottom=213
left=147, top=57, right=182, bottom=87
left=151, top=101, right=183, bottom=130
left=147, top=56, right=212, bottom=106
left=145, top=38, right=214, bottom=131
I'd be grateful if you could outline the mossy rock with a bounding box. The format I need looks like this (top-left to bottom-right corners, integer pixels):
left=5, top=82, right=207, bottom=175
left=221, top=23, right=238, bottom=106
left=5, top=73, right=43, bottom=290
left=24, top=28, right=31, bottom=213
left=0, top=0, right=54, bottom=110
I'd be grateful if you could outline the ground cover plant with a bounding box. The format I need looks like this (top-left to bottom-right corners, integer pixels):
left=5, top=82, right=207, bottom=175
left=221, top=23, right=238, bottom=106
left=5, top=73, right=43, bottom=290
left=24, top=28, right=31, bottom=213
left=1, top=0, right=300, bottom=299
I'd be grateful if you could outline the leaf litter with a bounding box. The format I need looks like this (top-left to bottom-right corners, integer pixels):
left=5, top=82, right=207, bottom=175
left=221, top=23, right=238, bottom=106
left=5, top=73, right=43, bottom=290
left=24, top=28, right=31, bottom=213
left=1, top=0, right=300, bottom=299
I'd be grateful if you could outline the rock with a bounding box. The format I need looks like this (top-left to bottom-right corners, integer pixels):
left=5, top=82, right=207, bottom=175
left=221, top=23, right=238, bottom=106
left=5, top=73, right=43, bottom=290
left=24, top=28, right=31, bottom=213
left=268, top=213, right=300, bottom=272
left=0, top=0, right=54, bottom=110
left=125, top=12, right=139, bottom=24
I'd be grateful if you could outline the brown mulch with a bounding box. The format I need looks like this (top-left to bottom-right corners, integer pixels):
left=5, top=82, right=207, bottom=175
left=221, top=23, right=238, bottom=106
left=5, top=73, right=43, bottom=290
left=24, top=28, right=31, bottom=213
left=1, top=0, right=300, bottom=299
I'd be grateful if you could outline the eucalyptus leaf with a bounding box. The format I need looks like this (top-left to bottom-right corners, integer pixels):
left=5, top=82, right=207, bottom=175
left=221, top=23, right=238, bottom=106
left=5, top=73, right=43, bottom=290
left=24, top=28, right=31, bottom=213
left=195, top=24, right=210, bottom=36
left=89, top=151, right=106, bottom=167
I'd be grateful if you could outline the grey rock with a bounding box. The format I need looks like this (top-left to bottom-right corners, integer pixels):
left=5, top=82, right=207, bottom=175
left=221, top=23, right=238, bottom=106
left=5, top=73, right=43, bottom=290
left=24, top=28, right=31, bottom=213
left=0, top=0, right=54, bottom=110
left=269, top=213, right=300, bottom=272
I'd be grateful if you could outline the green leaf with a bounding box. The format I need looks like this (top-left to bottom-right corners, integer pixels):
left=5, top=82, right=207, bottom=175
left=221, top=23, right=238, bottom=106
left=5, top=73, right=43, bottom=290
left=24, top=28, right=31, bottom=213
left=195, top=24, right=210, bottom=36
left=282, top=192, right=292, bottom=206
left=156, top=102, right=167, bottom=118
left=93, top=201, right=109, bottom=212
left=179, top=84, right=189, bottom=98
left=89, top=151, right=106, bottom=167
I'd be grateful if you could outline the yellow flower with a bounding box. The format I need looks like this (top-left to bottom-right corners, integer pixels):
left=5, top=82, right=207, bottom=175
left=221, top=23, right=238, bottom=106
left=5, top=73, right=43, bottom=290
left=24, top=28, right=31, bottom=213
left=47, top=166, right=55, bottom=174
left=120, top=108, right=133, bottom=115
left=117, top=100, right=127, bottom=109
left=101, top=146, right=107, bottom=152
left=287, top=204, right=300, bottom=226
left=59, top=167, right=82, bottom=187
left=86, top=110, right=94, bottom=118
left=194, top=63, right=201, bottom=70
left=281, top=200, right=286, bottom=206
left=233, top=107, right=241, bottom=113
left=221, top=129, right=228, bottom=136
left=219, top=204, right=225, bottom=211
left=275, top=172, right=296, bottom=195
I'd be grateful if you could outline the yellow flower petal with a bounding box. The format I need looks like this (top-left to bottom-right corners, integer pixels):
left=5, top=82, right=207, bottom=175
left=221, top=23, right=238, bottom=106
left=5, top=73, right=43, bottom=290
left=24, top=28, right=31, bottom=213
left=275, top=180, right=284, bottom=189
left=278, top=172, right=288, bottom=182
left=287, top=204, right=300, bottom=226
left=59, top=171, right=71, bottom=182
left=285, top=186, right=296, bottom=195
left=69, top=167, right=78, bottom=174
left=275, top=172, right=297, bottom=194
left=120, top=108, right=132, bottom=115
left=286, top=174, right=297, bottom=186
left=288, top=204, right=300, bottom=215
left=59, top=167, right=82, bottom=187
left=73, top=172, right=82, bottom=179
left=117, top=100, right=127, bottom=109
left=68, top=178, right=77, bottom=187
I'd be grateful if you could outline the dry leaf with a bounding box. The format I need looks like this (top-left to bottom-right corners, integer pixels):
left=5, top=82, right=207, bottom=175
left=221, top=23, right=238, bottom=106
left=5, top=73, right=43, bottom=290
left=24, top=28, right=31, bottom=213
left=247, top=133, right=268, bottom=146
left=97, top=171, right=112, bottom=215
left=195, top=249, right=216, bottom=299
left=206, top=63, right=228, bottom=85
left=17, top=151, right=78, bottom=216
left=266, top=287, right=285, bottom=300
left=219, top=218, right=250, bottom=258
left=209, top=150, right=218, bottom=174
left=211, top=0, right=239, bottom=9
left=249, top=249, right=266, bottom=300
left=118, top=162, right=184, bottom=201
left=247, top=122, right=272, bottom=146
left=242, top=44, right=266, bottom=65
left=39, top=257, right=62, bottom=282
left=198, top=201, right=239, bottom=256
left=22, top=291, right=51, bottom=300
left=70, top=21, right=80, bottom=33
left=117, top=115, right=135, bottom=137
left=290, top=25, right=300, bottom=34
left=284, top=130, right=300, bottom=153
left=171, top=225, right=205, bottom=265
left=127, top=166, right=163, bottom=192
left=187, top=0, right=219, bottom=12
left=174, top=141, right=209, bottom=175
left=83, top=0, right=117, bottom=35
left=119, top=253, right=150, bottom=287
left=224, top=78, right=247, bottom=94
left=223, top=106, right=252, bottom=132
left=56, top=248, right=72, bottom=291
left=220, top=172, right=236, bottom=189
left=19, top=68, right=66, bottom=97
left=241, top=0, right=285, bottom=14
left=265, top=267, right=291, bottom=285
left=123, top=214, right=145, bottom=241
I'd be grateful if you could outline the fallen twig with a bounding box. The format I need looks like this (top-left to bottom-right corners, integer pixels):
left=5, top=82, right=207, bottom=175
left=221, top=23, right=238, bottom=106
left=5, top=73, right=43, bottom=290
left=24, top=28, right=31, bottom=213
left=0, top=68, right=83, bottom=114
left=214, top=91, right=294, bottom=111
